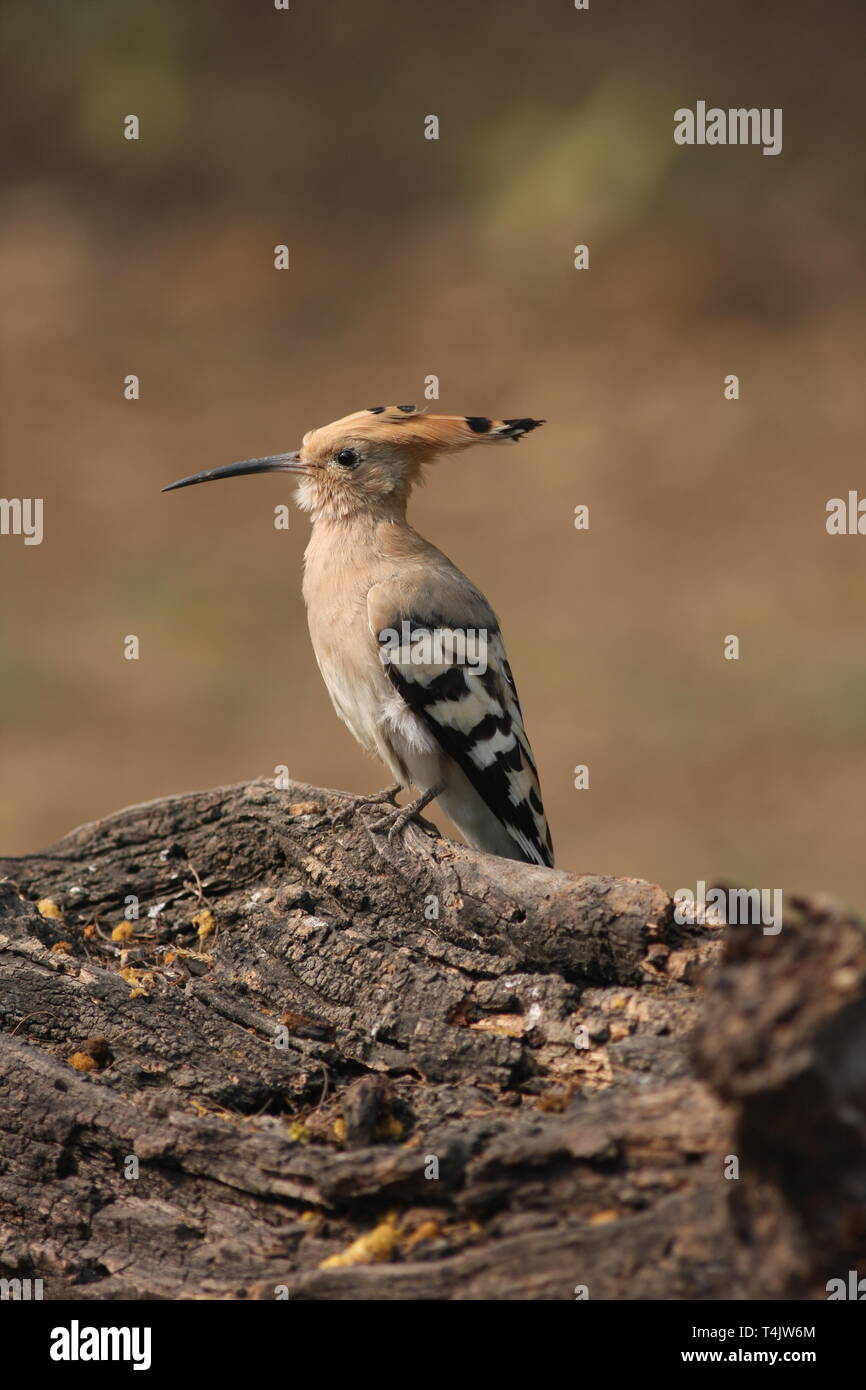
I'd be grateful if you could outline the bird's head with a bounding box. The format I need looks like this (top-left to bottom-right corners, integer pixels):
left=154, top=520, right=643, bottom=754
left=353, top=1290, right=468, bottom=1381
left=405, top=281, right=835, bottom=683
left=163, top=406, right=545, bottom=521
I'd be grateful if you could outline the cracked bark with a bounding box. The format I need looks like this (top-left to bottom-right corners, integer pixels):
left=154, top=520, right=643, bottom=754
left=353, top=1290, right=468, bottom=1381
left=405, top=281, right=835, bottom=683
left=0, top=779, right=863, bottom=1300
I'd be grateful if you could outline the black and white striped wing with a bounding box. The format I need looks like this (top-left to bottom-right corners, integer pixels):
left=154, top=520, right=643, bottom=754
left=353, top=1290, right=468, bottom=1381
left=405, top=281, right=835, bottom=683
left=376, top=617, right=554, bottom=867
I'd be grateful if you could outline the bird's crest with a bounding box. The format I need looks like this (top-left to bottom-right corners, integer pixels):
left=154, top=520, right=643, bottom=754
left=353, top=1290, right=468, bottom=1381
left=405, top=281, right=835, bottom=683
left=304, top=406, right=544, bottom=461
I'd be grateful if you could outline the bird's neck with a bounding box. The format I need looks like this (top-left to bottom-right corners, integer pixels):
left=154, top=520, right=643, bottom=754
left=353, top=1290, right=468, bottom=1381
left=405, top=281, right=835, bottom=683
left=308, top=495, right=410, bottom=540
left=304, top=506, right=427, bottom=586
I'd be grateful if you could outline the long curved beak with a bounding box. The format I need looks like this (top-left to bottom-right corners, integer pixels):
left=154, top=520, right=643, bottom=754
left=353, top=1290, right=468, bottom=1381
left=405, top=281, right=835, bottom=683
left=162, top=451, right=306, bottom=493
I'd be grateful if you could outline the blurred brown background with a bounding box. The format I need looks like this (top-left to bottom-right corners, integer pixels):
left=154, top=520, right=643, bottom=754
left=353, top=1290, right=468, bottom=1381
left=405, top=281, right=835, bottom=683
left=1, top=0, right=864, bottom=908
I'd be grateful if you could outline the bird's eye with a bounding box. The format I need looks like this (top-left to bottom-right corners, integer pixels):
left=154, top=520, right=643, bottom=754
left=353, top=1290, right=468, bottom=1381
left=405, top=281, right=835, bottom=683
left=335, top=448, right=358, bottom=469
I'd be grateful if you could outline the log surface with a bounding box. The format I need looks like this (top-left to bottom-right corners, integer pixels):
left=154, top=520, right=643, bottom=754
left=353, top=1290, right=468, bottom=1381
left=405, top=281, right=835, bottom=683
left=0, top=780, right=863, bottom=1300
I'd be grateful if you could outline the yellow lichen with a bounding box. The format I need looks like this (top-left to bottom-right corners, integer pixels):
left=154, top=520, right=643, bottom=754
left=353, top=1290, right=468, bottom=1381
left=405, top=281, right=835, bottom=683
left=66, top=1037, right=112, bottom=1071
left=120, top=967, right=154, bottom=995
left=192, top=908, right=215, bottom=940
left=67, top=1051, right=99, bottom=1072
left=37, top=899, right=62, bottom=919
left=403, top=1219, right=440, bottom=1253
left=319, top=1214, right=398, bottom=1269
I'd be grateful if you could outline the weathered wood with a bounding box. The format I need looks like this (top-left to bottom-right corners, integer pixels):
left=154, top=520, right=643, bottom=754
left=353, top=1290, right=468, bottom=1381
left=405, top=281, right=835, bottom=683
left=0, top=780, right=862, bottom=1300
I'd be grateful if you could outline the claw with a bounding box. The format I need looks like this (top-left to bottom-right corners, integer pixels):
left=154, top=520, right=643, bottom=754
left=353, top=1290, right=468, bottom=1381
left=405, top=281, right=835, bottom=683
left=367, top=784, right=445, bottom=844
left=330, top=783, right=402, bottom=827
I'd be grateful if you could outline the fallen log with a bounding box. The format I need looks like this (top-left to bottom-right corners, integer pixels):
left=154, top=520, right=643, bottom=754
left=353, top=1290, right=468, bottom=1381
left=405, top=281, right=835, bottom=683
left=0, top=779, right=862, bottom=1300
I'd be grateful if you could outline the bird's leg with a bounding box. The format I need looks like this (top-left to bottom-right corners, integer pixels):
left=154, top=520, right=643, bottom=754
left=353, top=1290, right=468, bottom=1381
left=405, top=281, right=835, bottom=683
left=368, top=783, right=445, bottom=844
left=330, top=783, right=403, bottom=826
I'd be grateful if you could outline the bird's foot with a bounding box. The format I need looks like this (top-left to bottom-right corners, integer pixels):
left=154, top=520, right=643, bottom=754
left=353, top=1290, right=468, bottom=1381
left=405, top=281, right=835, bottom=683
left=330, top=783, right=403, bottom=826
left=367, top=784, right=444, bottom=845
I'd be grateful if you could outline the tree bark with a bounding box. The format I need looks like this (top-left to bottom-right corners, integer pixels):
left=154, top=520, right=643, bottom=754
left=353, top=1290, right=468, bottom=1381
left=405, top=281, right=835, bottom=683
left=0, top=779, right=863, bottom=1300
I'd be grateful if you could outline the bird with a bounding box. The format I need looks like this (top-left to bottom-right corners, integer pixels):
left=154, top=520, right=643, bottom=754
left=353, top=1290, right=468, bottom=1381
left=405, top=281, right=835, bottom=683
left=164, top=405, right=554, bottom=867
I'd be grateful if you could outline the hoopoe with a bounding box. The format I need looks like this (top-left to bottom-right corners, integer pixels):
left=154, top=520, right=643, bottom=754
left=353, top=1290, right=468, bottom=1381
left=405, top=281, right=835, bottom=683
left=164, top=405, right=554, bottom=867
